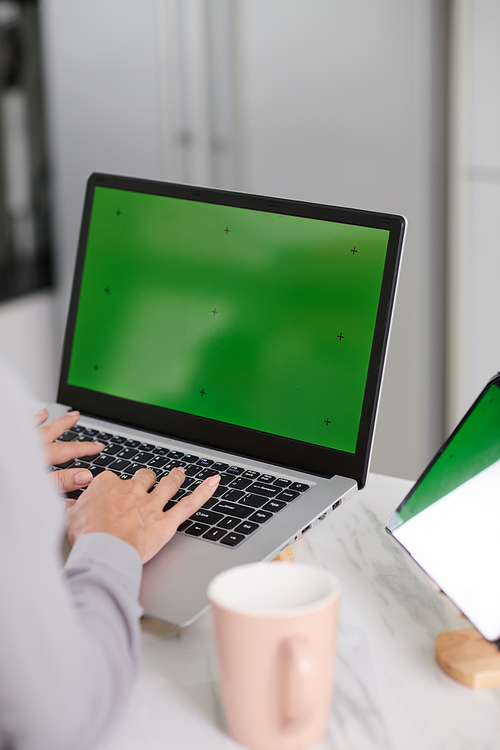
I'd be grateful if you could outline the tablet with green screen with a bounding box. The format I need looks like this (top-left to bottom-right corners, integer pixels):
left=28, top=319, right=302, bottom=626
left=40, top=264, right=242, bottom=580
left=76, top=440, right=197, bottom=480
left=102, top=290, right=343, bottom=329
left=387, top=374, right=500, bottom=642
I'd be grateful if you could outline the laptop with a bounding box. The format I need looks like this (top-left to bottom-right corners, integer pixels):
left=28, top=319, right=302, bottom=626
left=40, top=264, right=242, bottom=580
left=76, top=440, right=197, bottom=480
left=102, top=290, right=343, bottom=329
left=48, top=172, right=405, bottom=626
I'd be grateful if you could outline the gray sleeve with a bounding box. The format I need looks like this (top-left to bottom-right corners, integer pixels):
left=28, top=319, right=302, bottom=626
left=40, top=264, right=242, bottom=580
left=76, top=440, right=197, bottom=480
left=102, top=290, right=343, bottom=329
left=59, top=534, right=144, bottom=747
left=0, top=359, right=144, bottom=750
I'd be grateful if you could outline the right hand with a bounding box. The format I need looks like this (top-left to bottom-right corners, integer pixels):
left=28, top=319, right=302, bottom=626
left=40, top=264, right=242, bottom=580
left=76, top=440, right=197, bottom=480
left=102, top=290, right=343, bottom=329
left=64, top=466, right=220, bottom=564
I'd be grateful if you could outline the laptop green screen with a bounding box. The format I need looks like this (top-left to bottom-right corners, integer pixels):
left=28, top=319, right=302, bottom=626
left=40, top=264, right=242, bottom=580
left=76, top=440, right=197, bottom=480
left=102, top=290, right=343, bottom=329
left=67, top=186, right=390, bottom=453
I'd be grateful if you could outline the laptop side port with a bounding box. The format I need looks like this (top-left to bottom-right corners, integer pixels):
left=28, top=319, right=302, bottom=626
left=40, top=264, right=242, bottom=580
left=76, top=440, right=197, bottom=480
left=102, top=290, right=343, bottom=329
left=300, top=497, right=344, bottom=536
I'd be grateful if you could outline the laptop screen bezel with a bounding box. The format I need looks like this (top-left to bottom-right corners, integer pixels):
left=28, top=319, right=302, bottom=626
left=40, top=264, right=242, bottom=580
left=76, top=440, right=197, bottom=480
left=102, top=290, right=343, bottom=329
left=57, top=173, right=405, bottom=488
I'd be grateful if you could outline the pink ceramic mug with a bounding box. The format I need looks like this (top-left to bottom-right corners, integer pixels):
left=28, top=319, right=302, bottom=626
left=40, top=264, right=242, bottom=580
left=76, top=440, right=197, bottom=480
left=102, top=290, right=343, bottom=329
left=208, top=563, right=341, bottom=750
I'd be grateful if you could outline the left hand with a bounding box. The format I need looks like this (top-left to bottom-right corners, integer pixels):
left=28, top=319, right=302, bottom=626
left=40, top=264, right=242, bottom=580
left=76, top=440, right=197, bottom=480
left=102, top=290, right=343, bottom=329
left=36, top=409, right=104, bottom=494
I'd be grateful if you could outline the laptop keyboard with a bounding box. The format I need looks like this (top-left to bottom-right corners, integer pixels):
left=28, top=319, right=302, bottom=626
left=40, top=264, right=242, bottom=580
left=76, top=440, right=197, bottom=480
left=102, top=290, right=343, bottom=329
left=52, top=426, right=311, bottom=548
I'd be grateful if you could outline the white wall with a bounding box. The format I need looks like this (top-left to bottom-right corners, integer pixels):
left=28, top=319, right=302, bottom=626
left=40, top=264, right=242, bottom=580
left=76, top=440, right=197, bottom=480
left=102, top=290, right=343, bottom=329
left=41, top=0, right=175, bottom=349
left=0, top=289, right=57, bottom=402
left=448, top=0, right=500, bottom=429
left=40, top=0, right=449, bottom=479
left=234, top=0, right=449, bottom=479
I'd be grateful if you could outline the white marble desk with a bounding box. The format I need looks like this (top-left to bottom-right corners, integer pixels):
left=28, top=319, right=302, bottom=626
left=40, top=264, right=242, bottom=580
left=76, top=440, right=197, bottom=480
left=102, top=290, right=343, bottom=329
left=96, top=473, right=500, bottom=750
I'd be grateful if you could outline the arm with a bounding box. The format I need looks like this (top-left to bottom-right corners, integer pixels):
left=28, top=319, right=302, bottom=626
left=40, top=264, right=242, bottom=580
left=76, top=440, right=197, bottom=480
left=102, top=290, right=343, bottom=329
left=0, top=359, right=217, bottom=750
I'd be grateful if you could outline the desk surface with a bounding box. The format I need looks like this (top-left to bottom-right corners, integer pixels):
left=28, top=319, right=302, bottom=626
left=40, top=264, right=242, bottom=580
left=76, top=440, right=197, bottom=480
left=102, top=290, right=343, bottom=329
left=96, top=474, right=500, bottom=750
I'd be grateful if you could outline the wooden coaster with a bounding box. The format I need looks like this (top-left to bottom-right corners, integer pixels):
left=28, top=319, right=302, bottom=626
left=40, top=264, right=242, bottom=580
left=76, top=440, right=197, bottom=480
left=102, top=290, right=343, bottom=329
left=435, top=628, right=500, bottom=688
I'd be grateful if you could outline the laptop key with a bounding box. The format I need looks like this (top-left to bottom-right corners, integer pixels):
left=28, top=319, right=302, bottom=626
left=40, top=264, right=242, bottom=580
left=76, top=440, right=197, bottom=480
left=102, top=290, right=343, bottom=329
left=69, top=459, right=90, bottom=470
left=168, top=459, right=186, bottom=469
left=242, top=470, right=260, bottom=480
left=212, top=485, right=227, bottom=498
left=260, top=474, right=276, bottom=483
left=197, top=467, right=219, bottom=481
left=177, top=520, right=193, bottom=532
left=117, top=447, right=139, bottom=460
left=226, top=465, right=244, bottom=475
left=276, top=489, right=299, bottom=502
left=202, top=527, right=227, bottom=542
left=135, top=451, right=155, bottom=464
left=262, top=499, right=287, bottom=513
left=201, top=497, right=218, bottom=510
left=101, top=443, right=123, bottom=456
left=273, top=478, right=292, bottom=488
left=59, top=430, right=78, bottom=442
left=192, top=509, right=224, bottom=525
left=152, top=446, right=169, bottom=456
left=140, top=443, right=155, bottom=451
left=53, top=459, right=75, bottom=469
left=220, top=532, right=245, bottom=547
left=185, top=522, right=210, bottom=537
left=183, top=454, right=199, bottom=464
left=168, top=450, right=184, bottom=460
left=96, top=431, right=113, bottom=441
left=89, top=465, right=106, bottom=477
left=223, top=489, right=245, bottom=503
left=289, top=482, right=310, bottom=492
left=124, top=439, right=141, bottom=448
left=213, top=501, right=252, bottom=519
left=219, top=473, right=234, bottom=486
left=249, top=509, right=273, bottom=524
left=185, top=464, right=202, bottom=477
left=235, top=521, right=259, bottom=535
left=127, top=462, right=149, bottom=474
left=229, top=477, right=252, bottom=491
left=109, top=435, right=127, bottom=444
left=248, top=482, right=279, bottom=498
left=197, top=457, right=213, bottom=467
left=108, top=458, right=132, bottom=472
left=239, top=494, right=267, bottom=508
left=217, top=516, right=240, bottom=530
left=212, top=462, right=229, bottom=472
left=148, top=456, right=169, bottom=469
left=93, top=454, right=115, bottom=467
left=83, top=428, right=99, bottom=437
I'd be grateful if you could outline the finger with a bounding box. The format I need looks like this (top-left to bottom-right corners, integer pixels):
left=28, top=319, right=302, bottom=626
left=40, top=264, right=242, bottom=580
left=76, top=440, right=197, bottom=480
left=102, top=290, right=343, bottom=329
left=39, top=411, right=80, bottom=444
left=51, top=468, right=93, bottom=494
left=34, top=408, right=48, bottom=427
left=130, top=467, right=159, bottom=493
left=164, top=474, right=220, bottom=527
left=46, top=440, right=105, bottom=465
left=150, top=466, right=186, bottom=501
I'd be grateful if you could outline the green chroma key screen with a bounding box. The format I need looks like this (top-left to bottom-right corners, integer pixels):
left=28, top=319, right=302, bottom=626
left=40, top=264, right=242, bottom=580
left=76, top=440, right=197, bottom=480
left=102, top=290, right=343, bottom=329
left=67, top=187, right=390, bottom=453
left=389, top=381, right=500, bottom=528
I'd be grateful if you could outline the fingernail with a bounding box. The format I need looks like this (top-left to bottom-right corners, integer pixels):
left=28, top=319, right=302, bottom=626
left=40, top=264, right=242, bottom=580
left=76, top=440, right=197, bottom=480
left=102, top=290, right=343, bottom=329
left=93, top=442, right=105, bottom=449
left=36, top=408, right=47, bottom=416
left=68, top=410, right=79, bottom=416
left=174, top=466, right=185, bottom=473
left=75, top=470, right=92, bottom=486
left=207, top=474, right=220, bottom=487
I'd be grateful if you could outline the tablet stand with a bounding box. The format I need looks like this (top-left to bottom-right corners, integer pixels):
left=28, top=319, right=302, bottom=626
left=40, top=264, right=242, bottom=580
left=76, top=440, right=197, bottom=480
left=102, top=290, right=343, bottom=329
left=272, top=545, right=294, bottom=563
left=435, top=628, right=500, bottom=688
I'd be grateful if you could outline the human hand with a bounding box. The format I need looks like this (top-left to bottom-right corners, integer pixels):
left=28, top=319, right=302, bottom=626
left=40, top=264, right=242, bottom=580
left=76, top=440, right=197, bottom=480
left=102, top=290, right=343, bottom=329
left=36, top=409, right=104, bottom=493
left=64, top=466, right=220, bottom=564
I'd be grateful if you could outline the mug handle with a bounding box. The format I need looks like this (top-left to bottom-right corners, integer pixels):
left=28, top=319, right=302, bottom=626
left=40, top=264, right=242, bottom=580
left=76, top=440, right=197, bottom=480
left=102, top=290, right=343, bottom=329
left=279, top=636, right=312, bottom=731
